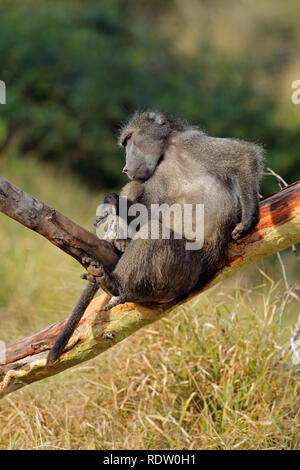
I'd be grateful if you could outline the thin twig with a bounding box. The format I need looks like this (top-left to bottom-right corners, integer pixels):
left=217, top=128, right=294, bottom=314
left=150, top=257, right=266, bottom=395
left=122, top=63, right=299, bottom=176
left=264, top=167, right=288, bottom=189
left=276, top=252, right=289, bottom=291
left=265, top=168, right=299, bottom=260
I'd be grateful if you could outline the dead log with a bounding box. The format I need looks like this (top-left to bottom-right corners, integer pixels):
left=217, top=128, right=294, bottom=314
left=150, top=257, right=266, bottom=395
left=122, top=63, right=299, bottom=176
left=0, top=181, right=299, bottom=398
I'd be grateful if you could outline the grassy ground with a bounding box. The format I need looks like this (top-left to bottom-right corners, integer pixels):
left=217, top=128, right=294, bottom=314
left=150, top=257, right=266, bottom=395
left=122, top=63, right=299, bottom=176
left=0, top=154, right=299, bottom=450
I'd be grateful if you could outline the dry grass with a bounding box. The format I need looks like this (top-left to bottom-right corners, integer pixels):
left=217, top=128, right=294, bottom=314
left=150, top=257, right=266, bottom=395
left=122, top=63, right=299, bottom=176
left=0, top=154, right=299, bottom=450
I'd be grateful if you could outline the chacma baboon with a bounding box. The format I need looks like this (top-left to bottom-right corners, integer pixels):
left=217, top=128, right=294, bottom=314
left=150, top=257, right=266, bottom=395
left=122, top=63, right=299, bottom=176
left=91, top=111, right=264, bottom=310
left=48, top=111, right=263, bottom=364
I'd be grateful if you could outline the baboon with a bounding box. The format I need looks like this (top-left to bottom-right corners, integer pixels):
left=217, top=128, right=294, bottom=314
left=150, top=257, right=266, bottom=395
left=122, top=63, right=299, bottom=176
left=91, top=111, right=264, bottom=309
left=48, top=111, right=263, bottom=364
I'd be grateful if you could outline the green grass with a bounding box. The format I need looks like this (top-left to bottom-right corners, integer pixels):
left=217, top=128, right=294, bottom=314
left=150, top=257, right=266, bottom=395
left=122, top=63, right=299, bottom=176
left=0, top=153, right=299, bottom=450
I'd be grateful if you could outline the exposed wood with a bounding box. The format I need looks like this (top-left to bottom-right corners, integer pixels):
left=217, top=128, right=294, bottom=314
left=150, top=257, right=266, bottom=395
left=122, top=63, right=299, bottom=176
left=0, top=182, right=300, bottom=398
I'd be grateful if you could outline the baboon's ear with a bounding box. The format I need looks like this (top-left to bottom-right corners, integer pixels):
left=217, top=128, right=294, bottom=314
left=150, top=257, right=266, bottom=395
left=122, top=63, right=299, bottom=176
left=147, top=111, right=165, bottom=126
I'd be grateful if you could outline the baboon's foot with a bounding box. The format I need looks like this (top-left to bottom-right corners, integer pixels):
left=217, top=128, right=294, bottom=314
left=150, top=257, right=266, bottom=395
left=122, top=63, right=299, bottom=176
left=232, top=217, right=258, bottom=240
left=102, top=295, right=127, bottom=311
left=81, top=260, right=119, bottom=297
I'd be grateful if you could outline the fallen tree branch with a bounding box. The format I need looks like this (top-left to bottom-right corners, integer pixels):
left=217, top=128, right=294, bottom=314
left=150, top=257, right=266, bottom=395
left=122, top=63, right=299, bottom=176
left=0, top=181, right=300, bottom=398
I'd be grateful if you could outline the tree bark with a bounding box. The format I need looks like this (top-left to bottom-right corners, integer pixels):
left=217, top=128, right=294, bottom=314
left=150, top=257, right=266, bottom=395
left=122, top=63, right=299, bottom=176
left=0, top=181, right=299, bottom=398
left=0, top=176, right=119, bottom=272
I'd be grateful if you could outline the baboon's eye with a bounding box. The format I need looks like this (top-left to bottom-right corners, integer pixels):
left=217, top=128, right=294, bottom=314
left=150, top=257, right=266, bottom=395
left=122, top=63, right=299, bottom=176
left=122, top=133, right=133, bottom=147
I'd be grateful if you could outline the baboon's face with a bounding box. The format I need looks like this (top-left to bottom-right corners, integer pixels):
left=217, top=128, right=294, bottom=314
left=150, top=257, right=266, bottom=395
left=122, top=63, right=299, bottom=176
left=122, top=126, right=166, bottom=181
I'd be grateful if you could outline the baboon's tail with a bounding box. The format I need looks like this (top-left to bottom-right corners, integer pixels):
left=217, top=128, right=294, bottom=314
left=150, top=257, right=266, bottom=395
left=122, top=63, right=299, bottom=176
left=47, top=282, right=99, bottom=365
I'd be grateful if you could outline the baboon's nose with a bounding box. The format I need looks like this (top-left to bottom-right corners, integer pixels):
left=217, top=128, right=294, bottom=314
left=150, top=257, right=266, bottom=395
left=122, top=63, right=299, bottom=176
left=122, top=167, right=129, bottom=174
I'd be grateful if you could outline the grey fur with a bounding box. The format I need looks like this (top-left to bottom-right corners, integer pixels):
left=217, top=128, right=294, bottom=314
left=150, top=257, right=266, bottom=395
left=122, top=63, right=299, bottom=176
left=93, top=111, right=264, bottom=310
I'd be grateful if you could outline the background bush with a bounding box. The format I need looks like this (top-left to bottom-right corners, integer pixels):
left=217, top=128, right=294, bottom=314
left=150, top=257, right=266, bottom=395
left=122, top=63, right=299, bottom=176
left=0, top=0, right=299, bottom=192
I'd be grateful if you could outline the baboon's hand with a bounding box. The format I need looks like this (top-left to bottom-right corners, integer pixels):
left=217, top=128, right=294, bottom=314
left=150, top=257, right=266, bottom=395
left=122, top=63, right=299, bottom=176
left=94, top=193, right=118, bottom=227
left=94, top=206, right=112, bottom=227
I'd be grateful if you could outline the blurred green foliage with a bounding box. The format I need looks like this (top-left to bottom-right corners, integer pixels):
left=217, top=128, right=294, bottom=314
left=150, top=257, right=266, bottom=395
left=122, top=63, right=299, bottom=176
left=0, top=0, right=299, bottom=192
